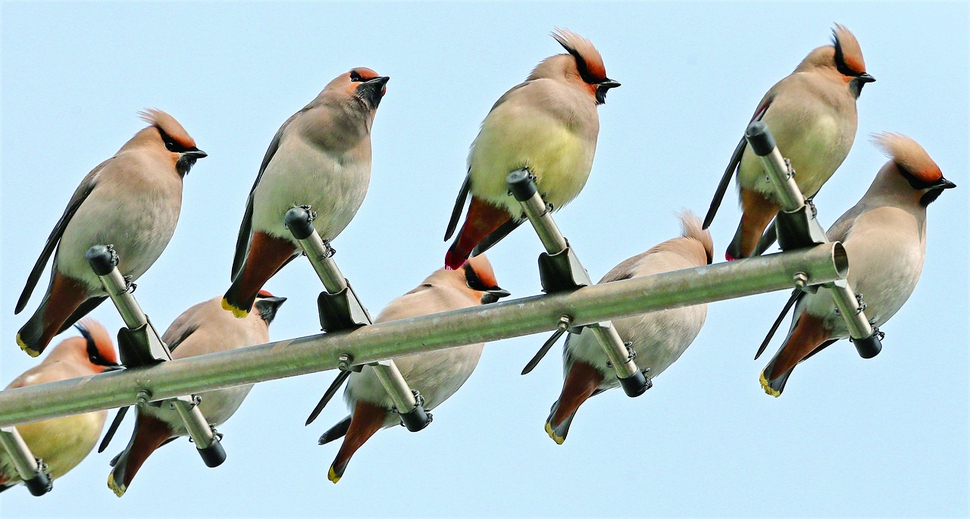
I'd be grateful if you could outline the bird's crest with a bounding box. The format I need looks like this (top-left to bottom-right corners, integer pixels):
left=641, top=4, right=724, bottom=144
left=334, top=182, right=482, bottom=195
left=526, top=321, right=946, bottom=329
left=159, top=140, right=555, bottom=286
left=464, top=254, right=501, bottom=292
left=75, top=318, right=119, bottom=366
left=872, top=132, right=943, bottom=185
left=678, top=210, right=715, bottom=265
left=832, top=24, right=867, bottom=76
left=138, top=108, right=197, bottom=149
left=552, top=28, right=607, bottom=84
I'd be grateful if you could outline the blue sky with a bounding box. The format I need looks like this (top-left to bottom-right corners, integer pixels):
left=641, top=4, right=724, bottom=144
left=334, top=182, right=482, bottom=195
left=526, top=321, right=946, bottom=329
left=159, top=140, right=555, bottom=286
left=1, top=2, right=967, bottom=517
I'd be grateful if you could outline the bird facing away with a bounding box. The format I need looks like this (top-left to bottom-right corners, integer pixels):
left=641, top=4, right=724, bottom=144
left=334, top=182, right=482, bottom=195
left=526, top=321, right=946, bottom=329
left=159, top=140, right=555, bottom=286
left=759, top=134, right=955, bottom=396
left=443, top=28, right=620, bottom=269
left=15, top=109, right=206, bottom=357
left=107, top=292, right=285, bottom=497
left=223, top=68, right=389, bottom=318
left=319, top=255, right=510, bottom=483
left=703, top=24, right=875, bottom=260
left=545, top=211, right=713, bottom=444
left=0, top=320, right=119, bottom=493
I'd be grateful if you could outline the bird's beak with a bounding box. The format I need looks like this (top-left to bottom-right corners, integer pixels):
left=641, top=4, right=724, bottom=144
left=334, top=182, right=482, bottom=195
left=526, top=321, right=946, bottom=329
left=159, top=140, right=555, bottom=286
left=358, top=76, right=390, bottom=109
left=102, top=363, right=125, bottom=373
left=255, top=295, right=287, bottom=324
left=183, top=148, right=208, bottom=159
left=598, top=79, right=621, bottom=89
left=481, top=287, right=511, bottom=305
left=935, top=177, right=957, bottom=189
left=857, top=73, right=876, bottom=84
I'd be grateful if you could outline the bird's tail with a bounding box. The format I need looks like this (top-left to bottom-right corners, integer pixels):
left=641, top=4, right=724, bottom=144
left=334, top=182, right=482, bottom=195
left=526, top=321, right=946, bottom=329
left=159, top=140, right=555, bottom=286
left=328, top=401, right=388, bottom=483
left=545, top=360, right=603, bottom=445
left=16, top=273, right=91, bottom=358
left=445, top=197, right=511, bottom=270
left=726, top=189, right=779, bottom=261
left=760, top=313, right=830, bottom=397
left=223, top=231, right=296, bottom=318
left=107, top=414, right=173, bottom=497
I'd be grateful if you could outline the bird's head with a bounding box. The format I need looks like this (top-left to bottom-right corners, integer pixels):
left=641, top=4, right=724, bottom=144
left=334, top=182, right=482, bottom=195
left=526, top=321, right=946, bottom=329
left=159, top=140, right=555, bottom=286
left=139, top=108, right=206, bottom=177
left=872, top=132, right=955, bottom=207
left=463, top=254, right=511, bottom=304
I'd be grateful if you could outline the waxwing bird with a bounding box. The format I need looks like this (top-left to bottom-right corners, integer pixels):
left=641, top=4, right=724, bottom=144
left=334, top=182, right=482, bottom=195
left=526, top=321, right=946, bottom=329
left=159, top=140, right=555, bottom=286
left=758, top=134, right=955, bottom=396
left=0, top=320, right=119, bottom=493
left=107, top=292, right=285, bottom=497
left=545, top=211, right=713, bottom=444
left=320, top=255, right=509, bottom=483
left=15, top=110, right=205, bottom=357
left=223, top=68, right=388, bottom=318
left=703, top=24, right=875, bottom=260
left=443, top=28, right=619, bottom=269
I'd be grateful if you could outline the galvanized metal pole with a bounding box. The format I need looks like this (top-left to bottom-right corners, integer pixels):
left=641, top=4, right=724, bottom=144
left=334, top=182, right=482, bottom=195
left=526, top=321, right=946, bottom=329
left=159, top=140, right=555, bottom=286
left=0, top=242, right=847, bottom=428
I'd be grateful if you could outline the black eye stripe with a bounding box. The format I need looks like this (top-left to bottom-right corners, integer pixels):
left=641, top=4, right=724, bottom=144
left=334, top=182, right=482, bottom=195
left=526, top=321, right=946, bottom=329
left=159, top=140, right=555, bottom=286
left=349, top=70, right=364, bottom=82
left=833, top=37, right=864, bottom=77
left=899, top=166, right=939, bottom=190
left=464, top=264, right=490, bottom=291
left=158, top=127, right=190, bottom=153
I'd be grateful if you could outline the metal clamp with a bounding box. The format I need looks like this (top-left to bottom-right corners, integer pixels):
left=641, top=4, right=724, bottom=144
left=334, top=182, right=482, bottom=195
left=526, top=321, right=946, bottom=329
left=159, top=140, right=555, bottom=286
left=507, top=170, right=593, bottom=293
left=746, top=123, right=882, bottom=359
left=745, top=122, right=829, bottom=251
left=286, top=207, right=431, bottom=431
left=0, top=427, right=52, bottom=496
left=86, top=245, right=227, bottom=467
left=506, top=171, right=648, bottom=396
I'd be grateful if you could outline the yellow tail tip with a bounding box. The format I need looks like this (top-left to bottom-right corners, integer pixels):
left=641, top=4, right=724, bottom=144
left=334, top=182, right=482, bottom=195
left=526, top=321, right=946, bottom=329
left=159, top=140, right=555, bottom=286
left=327, top=466, right=341, bottom=484
left=544, top=421, right=565, bottom=445
left=221, top=298, right=249, bottom=318
left=107, top=473, right=126, bottom=497
left=16, top=334, right=40, bottom=358
left=759, top=371, right=781, bottom=398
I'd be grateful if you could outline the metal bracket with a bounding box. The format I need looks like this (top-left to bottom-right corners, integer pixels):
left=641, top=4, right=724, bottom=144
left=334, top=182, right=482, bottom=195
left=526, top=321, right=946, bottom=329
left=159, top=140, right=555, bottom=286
left=285, top=207, right=431, bottom=431
left=0, top=427, right=52, bottom=496
left=746, top=122, right=882, bottom=359
left=506, top=171, right=648, bottom=396
left=506, top=169, right=593, bottom=293
left=86, top=245, right=227, bottom=467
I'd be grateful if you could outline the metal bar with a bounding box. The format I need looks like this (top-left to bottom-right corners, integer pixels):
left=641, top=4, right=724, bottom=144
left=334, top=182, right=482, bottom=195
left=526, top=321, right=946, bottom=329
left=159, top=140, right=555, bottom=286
left=745, top=122, right=805, bottom=212
left=284, top=207, right=348, bottom=294
left=170, top=398, right=216, bottom=449
left=588, top=323, right=638, bottom=379
left=0, top=427, right=42, bottom=480
left=827, top=280, right=875, bottom=339
left=0, top=243, right=847, bottom=428
left=86, top=245, right=148, bottom=328
left=507, top=169, right=568, bottom=254
left=370, top=361, right=419, bottom=413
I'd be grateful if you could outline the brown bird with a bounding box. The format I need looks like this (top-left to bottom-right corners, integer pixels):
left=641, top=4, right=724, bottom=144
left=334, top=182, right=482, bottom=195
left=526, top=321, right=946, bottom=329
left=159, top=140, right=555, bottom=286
left=703, top=24, right=874, bottom=260
left=107, top=292, right=285, bottom=496
left=16, top=109, right=205, bottom=357
left=444, top=28, right=619, bottom=269
left=759, top=134, right=955, bottom=396
left=223, top=68, right=388, bottom=317
left=545, top=212, right=713, bottom=443
left=0, top=320, right=119, bottom=493
left=320, top=255, right=509, bottom=482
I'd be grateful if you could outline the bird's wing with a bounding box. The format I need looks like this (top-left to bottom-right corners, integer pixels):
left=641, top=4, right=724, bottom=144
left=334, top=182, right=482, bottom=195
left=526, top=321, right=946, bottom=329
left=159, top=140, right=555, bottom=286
left=16, top=160, right=107, bottom=314
left=444, top=175, right=470, bottom=241
left=702, top=98, right=772, bottom=229
left=231, top=113, right=298, bottom=280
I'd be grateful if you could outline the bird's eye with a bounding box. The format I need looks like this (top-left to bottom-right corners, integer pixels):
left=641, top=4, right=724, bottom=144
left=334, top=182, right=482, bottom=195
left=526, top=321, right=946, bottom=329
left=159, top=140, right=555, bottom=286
left=349, top=70, right=363, bottom=82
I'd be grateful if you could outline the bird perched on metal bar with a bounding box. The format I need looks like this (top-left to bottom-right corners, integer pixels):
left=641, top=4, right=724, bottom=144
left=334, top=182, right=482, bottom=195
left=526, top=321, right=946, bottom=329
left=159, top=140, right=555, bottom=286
left=444, top=28, right=619, bottom=269
left=544, top=211, right=713, bottom=444
left=703, top=24, right=875, bottom=260
left=758, top=134, right=955, bottom=396
left=223, top=68, right=388, bottom=318
left=16, top=110, right=205, bottom=357
left=319, top=255, right=509, bottom=482
left=106, top=292, right=285, bottom=496
left=1, top=320, right=119, bottom=493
